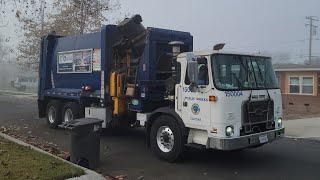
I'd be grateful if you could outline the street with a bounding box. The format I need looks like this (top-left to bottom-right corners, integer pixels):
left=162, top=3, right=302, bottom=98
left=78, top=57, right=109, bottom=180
left=0, top=93, right=320, bottom=180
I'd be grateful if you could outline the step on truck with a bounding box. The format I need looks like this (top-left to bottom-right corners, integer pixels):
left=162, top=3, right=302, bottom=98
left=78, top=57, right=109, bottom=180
left=38, top=15, right=285, bottom=161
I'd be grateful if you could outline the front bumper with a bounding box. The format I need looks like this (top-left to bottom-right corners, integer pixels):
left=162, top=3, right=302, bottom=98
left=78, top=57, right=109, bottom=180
left=209, top=128, right=285, bottom=150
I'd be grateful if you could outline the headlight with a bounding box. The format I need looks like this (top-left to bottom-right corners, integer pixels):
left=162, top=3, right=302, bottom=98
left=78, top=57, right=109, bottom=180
left=277, top=117, right=282, bottom=127
left=226, top=126, right=234, bottom=137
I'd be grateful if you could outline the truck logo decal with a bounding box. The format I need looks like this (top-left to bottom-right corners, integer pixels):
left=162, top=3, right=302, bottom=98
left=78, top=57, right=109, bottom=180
left=191, top=103, right=200, bottom=115
left=225, top=91, right=243, bottom=97
left=185, top=97, right=209, bottom=102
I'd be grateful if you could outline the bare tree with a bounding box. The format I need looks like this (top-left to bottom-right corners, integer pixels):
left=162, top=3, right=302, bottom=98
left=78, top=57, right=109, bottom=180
left=13, top=1, right=50, bottom=71
left=52, top=0, right=120, bottom=35
left=5, top=0, right=120, bottom=71
left=0, top=36, right=9, bottom=63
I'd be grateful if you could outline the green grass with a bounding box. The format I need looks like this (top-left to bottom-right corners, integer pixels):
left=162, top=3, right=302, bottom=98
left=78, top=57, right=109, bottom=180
left=0, top=137, right=85, bottom=180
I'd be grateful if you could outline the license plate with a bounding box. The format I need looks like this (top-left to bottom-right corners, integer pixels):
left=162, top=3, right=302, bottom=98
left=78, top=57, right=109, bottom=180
left=259, top=134, right=268, bottom=143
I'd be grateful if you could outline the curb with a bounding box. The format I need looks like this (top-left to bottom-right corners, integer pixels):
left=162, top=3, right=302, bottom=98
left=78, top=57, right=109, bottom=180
left=0, top=132, right=106, bottom=180
left=285, top=135, right=320, bottom=141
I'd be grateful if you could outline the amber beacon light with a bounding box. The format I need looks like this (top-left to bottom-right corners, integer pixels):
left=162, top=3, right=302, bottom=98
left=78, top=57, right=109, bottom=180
left=209, top=96, right=218, bottom=102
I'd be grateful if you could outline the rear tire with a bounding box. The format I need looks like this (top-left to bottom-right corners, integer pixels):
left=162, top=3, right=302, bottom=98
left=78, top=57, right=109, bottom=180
left=150, top=115, right=185, bottom=162
left=46, top=100, right=62, bottom=128
left=62, top=102, right=81, bottom=123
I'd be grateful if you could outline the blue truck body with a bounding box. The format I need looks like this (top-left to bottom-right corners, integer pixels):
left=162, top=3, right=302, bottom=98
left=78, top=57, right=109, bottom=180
left=38, top=24, right=193, bottom=119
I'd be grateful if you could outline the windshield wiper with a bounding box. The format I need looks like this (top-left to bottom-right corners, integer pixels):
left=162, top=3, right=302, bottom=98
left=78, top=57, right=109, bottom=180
left=248, top=58, right=258, bottom=89
left=254, top=59, right=271, bottom=99
left=254, top=60, right=266, bottom=87
left=235, top=56, right=250, bottom=89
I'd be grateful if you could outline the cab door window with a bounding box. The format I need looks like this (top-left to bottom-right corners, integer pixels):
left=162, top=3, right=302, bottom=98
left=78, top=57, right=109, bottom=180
left=184, top=57, right=209, bottom=86
left=197, top=57, right=209, bottom=86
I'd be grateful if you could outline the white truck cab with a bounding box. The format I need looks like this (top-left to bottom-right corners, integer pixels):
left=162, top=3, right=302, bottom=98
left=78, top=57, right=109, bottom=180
left=138, top=50, right=285, bottom=161
left=176, top=50, right=284, bottom=149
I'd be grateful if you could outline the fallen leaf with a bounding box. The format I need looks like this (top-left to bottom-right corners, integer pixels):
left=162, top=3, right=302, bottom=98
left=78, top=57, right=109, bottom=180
left=4, top=171, right=11, bottom=176
left=115, top=174, right=127, bottom=180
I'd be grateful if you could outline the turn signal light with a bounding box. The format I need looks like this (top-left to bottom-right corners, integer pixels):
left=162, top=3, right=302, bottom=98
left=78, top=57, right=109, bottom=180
left=209, top=96, right=218, bottom=102
left=82, top=85, right=92, bottom=92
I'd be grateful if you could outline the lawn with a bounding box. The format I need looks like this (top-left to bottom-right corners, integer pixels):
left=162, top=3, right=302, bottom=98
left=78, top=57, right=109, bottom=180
left=0, top=137, right=85, bottom=180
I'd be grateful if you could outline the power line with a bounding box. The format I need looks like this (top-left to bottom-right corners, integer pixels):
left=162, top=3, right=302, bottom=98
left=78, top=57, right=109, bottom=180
left=306, top=16, right=319, bottom=63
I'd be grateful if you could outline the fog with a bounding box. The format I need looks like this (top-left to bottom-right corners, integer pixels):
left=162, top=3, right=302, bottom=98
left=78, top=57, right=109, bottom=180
left=0, top=0, right=319, bottom=92
left=120, top=0, right=320, bottom=62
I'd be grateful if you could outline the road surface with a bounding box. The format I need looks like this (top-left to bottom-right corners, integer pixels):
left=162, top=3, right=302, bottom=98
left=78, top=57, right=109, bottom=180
left=0, top=92, right=320, bottom=180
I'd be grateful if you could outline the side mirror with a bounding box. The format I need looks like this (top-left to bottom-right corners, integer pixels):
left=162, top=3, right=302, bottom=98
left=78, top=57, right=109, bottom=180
left=187, top=61, right=198, bottom=92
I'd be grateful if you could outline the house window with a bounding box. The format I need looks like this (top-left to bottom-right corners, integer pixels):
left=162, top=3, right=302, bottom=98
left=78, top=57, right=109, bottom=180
left=289, top=77, right=300, bottom=93
left=289, top=76, right=314, bottom=95
left=302, top=77, right=313, bottom=94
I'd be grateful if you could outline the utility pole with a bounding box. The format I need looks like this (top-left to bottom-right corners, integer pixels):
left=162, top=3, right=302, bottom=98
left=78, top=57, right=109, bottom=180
left=306, top=16, right=319, bottom=64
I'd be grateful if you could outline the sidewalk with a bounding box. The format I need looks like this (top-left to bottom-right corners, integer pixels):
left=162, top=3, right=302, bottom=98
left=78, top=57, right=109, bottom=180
left=284, top=117, right=320, bottom=140
left=0, top=89, right=37, bottom=98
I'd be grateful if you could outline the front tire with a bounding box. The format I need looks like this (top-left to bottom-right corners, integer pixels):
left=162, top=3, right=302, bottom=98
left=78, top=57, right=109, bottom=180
left=46, top=100, right=63, bottom=128
left=150, top=115, right=185, bottom=162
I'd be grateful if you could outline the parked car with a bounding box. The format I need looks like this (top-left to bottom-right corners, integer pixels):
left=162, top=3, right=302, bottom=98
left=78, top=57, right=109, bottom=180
left=11, top=76, right=38, bottom=91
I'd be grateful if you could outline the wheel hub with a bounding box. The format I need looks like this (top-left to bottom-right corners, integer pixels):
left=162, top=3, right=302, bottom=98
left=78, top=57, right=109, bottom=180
left=48, top=107, right=56, bottom=124
left=163, top=134, right=170, bottom=143
left=156, top=126, right=174, bottom=153
left=64, top=109, right=73, bottom=123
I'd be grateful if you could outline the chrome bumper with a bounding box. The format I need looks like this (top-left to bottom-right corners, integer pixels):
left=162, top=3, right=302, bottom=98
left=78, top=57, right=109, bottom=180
left=209, top=128, right=285, bottom=150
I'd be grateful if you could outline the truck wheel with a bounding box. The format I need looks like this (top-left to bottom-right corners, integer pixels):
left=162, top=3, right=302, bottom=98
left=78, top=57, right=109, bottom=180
left=150, top=115, right=184, bottom=162
left=62, top=102, right=81, bottom=123
left=46, top=100, right=63, bottom=128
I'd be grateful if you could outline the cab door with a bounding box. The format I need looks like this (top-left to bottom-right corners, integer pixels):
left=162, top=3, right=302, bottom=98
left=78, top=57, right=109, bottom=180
left=176, top=56, right=213, bottom=129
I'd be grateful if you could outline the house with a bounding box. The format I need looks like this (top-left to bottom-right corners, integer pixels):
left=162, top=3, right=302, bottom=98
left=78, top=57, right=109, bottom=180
left=273, top=62, right=320, bottom=114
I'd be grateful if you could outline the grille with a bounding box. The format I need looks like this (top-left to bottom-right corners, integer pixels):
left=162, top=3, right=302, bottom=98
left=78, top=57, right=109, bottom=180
left=241, top=99, right=275, bottom=136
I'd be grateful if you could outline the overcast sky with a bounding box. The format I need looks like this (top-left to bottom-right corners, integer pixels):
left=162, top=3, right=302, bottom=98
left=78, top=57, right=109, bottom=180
left=120, top=0, right=320, bottom=62
left=1, top=0, right=320, bottom=63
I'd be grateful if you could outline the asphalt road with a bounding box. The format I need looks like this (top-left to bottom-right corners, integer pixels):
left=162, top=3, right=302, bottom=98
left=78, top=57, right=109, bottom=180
left=0, top=93, right=320, bottom=180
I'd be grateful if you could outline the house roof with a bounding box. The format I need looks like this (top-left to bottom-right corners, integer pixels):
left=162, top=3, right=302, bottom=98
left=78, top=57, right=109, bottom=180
left=273, top=63, right=320, bottom=72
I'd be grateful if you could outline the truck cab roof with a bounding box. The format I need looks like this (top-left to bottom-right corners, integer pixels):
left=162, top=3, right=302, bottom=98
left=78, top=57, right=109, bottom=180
left=178, top=50, right=271, bottom=59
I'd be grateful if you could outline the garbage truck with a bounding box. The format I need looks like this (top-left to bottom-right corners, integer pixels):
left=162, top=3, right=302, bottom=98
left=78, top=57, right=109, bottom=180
left=38, top=15, right=285, bottom=161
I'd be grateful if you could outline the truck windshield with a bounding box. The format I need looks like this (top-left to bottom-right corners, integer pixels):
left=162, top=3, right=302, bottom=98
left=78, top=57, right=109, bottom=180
left=211, top=54, right=279, bottom=90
